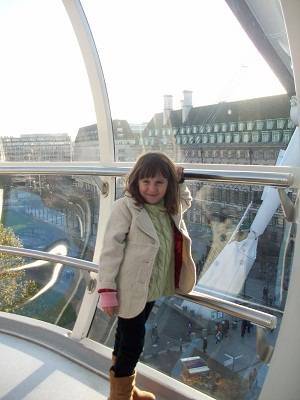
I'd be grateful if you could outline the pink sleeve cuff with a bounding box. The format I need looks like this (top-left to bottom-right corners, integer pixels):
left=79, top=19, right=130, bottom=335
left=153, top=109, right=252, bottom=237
left=98, top=291, right=119, bottom=309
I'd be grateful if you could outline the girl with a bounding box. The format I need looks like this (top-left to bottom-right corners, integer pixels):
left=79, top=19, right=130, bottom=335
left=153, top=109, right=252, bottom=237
left=98, top=152, right=196, bottom=400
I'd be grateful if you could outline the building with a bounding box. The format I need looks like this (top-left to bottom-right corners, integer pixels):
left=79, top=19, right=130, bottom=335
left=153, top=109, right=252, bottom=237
left=72, top=124, right=100, bottom=161
left=142, top=92, right=294, bottom=165
left=0, top=133, right=71, bottom=162
left=113, top=120, right=142, bottom=161
left=73, top=120, right=142, bottom=162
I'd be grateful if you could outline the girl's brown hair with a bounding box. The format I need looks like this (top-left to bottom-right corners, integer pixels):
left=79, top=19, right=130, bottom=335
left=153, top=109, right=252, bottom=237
left=126, top=152, right=179, bottom=215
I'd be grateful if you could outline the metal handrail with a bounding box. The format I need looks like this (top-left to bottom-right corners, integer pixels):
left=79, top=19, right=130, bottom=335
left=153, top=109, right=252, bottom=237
left=0, top=245, right=98, bottom=273
left=0, top=245, right=277, bottom=329
left=0, top=162, right=293, bottom=187
left=180, top=291, right=277, bottom=330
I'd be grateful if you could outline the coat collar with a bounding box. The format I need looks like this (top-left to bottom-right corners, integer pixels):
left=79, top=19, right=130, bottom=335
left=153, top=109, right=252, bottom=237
left=124, top=194, right=181, bottom=239
left=125, top=195, right=159, bottom=241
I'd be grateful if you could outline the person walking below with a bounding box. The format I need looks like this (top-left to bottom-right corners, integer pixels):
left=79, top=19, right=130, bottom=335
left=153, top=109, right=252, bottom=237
left=202, top=337, right=208, bottom=353
left=241, top=319, right=248, bottom=337
left=97, top=152, right=196, bottom=400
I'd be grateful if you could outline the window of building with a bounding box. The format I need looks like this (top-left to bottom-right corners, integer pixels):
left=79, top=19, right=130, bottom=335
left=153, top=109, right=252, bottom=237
left=229, top=122, right=236, bottom=132
left=148, top=130, right=152, bottom=136
left=180, top=127, right=185, bottom=134
left=217, top=134, right=223, bottom=143
left=183, top=136, right=188, bottom=144
left=221, top=123, right=227, bottom=132
left=272, top=131, right=281, bottom=142
left=233, top=133, right=240, bottom=143
left=209, top=134, right=215, bottom=143
left=256, top=120, right=264, bottom=130
left=238, top=122, right=245, bottom=131
left=287, top=119, right=295, bottom=129
left=214, top=124, right=219, bottom=133
left=189, top=136, right=194, bottom=144
left=252, top=132, right=260, bottom=142
left=266, top=119, right=275, bottom=129
left=155, top=129, right=159, bottom=136
left=243, top=133, right=249, bottom=143
left=203, top=135, right=208, bottom=143
left=205, top=124, right=211, bottom=133
left=262, top=132, right=270, bottom=143
left=283, top=132, right=291, bottom=144
left=176, top=136, right=181, bottom=144
left=246, top=121, right=254, bottom=130
left=195, top=136, right=201, bottom=144
left=193, top=126, right=197, bottom=134
left=225, top=133, right=232, bottom=143
left=186, top=127, right=191, bottom=134
left=277, top=118, right=285, bottom=129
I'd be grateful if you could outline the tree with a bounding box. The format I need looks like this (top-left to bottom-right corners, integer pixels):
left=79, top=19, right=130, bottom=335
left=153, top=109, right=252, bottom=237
left=0, top=223, right=38, bottom=312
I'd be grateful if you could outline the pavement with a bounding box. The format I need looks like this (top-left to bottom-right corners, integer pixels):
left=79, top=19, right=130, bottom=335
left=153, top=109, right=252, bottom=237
left=141, top=297, right=281, bottom=400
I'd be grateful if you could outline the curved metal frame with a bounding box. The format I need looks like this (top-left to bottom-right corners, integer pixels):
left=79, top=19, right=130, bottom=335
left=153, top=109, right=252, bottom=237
left=260, top=2, right=300, bottom=399
left=62, top=0, right=116, bottom=340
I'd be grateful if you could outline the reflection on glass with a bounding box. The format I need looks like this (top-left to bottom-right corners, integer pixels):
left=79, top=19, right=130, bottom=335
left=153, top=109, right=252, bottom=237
left=186, top=180, right=294, bottom=311
left=0, top=174, right=100, bottom=328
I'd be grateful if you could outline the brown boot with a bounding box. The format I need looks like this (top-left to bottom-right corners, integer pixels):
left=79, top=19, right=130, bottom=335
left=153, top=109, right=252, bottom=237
left=132, top=382, right=156, bottom=400
left=111, top=355, right=155, bottom=400
left=108, top=370, right=134, bottom=400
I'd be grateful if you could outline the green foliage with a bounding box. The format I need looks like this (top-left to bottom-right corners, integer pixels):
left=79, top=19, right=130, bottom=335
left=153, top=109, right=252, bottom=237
left=0, top=223, right=38, bottom=312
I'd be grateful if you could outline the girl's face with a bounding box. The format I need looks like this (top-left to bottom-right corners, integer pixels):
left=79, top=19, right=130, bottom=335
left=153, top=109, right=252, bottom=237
left=138, top=172, right=168, bottom=204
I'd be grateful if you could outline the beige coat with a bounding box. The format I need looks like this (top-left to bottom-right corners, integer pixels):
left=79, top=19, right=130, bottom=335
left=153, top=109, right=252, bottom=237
left=98, top=184, right=196, bottom=318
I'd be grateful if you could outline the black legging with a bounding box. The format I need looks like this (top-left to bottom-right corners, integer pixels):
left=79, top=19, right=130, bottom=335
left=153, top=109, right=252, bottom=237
left=112, top=301, right=154, bottom=377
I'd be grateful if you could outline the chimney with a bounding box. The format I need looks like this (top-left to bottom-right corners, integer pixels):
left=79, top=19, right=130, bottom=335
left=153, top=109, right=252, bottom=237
left=182, top=90, right=193, bottom=123
left=163, top=95, right=173, bottom=125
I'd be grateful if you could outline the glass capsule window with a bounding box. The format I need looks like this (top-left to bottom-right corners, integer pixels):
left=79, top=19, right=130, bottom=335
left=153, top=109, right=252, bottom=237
left=0, top=1, right=297, bottom=400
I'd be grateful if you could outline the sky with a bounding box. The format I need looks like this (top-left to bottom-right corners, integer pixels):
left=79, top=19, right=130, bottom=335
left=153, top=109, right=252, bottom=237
left=0, top=0, right=286, bottom=138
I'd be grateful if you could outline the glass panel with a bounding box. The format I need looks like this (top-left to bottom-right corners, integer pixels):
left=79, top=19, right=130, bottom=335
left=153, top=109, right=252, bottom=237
left=0, top=0, right=97, bottom=161
left=0, top=174, right=100, bottom=328
left=187, top=181, right=294, bottom=312
left=81, top=0, right=291, bottom=164
left=90, top=299, right=282, bottom=400
left=90, top=180, right=295, bottom=399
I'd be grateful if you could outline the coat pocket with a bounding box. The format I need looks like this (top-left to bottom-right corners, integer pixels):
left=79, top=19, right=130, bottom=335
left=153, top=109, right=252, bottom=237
left=120, top=242, right=157, bottom=284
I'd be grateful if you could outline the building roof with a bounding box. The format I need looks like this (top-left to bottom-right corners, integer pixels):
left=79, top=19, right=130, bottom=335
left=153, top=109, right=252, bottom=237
left=145, top=94, right=290, bottom=130
left=75, top=120, right=133, bottom=143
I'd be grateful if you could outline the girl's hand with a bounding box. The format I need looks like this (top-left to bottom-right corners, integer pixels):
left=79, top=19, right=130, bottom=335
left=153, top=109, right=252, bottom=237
left=176, top=166, right=184, bottom=183
left=97, top=291, right=119, bottom=316
left=102, top=306, right=119, bottom=317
